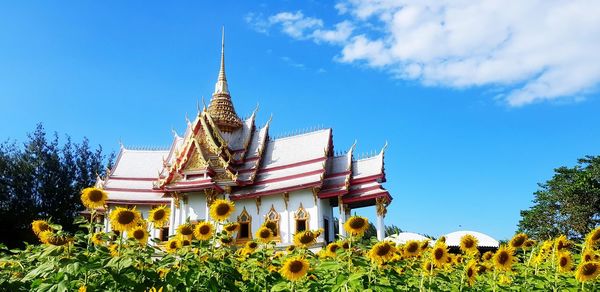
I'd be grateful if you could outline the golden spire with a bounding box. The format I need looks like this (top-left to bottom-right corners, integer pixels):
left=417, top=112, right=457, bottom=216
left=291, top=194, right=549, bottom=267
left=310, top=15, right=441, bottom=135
left=207, top=27, right=242, bottom=133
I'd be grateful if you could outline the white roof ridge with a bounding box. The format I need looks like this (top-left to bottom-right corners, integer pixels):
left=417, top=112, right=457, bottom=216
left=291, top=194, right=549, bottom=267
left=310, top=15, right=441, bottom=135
left=270, top=127, right=331, bottom=141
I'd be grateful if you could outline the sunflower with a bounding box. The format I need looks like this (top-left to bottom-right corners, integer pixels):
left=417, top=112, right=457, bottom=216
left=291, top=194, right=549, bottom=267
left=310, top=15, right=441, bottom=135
left=343, top=216, right=369, bottom=237
left=509, top=233, right=528, bottom=249
left=130, top=226, right=148, bottom=245
left=80, top=187, right=107, bottom=209
left=31, top=220, right=52, bottom=235
left=575, top=261, right=600, bottom=282
left=109, top=243, right=119, bottom=257
left=224, top=222, right=240, bottom=234
left=279, top=257, right=310, bottom=281
left=368, top=241, right=396, bottom=264
left=286, top=245, right=296, bottom=252
left=91, top=232, right=105, bottom=246
left=109, top=207, right=141, bottom=232
left=194, top=221, right=214, bottom=241
left=342, top=241, right=350, bottom=249
left=177, top=223, right=195, bottom=238
left=459, top=234, right=479, bottom=254
left=325, top=242, right=342, bottom=257
left=585, top=226, right=600, bottom=249
left=493, top=245, right=515, bottom=272
left=220, top=236, right=234, bottom=245
left=431, top=242, right=449, bottom=268
left=422, top=261, right=435, bottom=275
left=478, top=262, right=491, bottom=274
left=263, top=221, right=278, bottom=235
left=557, top=252, right=572, bottom=273
left=181, top=238, right=191, bottom=246
left=523, top=239, right=536, bottom=249
left=554, top=235, right=572, bottom=252
left=465, top=260, right=478, bottom=287
left=209, top=199, right=235, bottom=221
left=481, top=251, right=494, bottom=261
left=148, top=205, right=170, bottom=228
left=38, top=230, right=54, bottom=244
left=245, top=240, right=258, bottom=251
left=256, top=226, right=273, bottom=243
left=582, top=251, right=599, bottom=262
left=165, top=239, right=181, bottom=253
left=420, top=240, right=430, bottom=252
left=403, top=240, right=421, bottom=258
left=293, top=230, right=317, bottom=248
left=46, top=233, right=72, bottom=246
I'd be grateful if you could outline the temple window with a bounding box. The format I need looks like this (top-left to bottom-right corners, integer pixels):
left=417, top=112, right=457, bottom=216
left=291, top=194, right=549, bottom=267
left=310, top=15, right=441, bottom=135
left=237, top=207, right=252, bottom=241
left=264, top=205, right=280, bottom=241
left=294, top=203, right=309, bottom=233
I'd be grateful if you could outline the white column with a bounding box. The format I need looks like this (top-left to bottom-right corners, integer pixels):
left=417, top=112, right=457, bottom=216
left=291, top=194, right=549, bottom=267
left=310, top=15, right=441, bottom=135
left=376, top=212, right=385, bottom=241
left=338, top=203, right=346, bottom=237
left=169, top=197, right=176, bottom=236
left=375, top=197, right=387, bottom=241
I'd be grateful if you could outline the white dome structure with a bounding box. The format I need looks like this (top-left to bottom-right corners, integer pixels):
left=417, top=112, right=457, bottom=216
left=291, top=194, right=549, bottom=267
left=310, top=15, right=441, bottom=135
left=443, top=231, right=499, bottom=248
left=385, top=232, right=430, bottom=245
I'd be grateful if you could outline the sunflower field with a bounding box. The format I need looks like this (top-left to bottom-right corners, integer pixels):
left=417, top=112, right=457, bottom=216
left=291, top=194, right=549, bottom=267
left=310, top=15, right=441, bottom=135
left=1, top=187, right=600, bottom=291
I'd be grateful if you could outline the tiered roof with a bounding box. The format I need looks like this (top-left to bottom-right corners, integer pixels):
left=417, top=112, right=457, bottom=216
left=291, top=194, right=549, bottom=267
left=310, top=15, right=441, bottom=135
left=98, top=32, right=392, bottom=208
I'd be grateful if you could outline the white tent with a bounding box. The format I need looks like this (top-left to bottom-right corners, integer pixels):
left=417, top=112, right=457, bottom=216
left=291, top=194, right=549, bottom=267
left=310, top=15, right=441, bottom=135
left=442, top=231, right=499, bottom=248
left=385, top=232, right=430, bottom=245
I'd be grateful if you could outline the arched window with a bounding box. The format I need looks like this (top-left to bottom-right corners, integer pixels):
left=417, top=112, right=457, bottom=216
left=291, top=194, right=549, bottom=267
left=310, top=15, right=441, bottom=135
left=294, top=203, right=309, bottom=233
left=264, top=205, right=280, bottom=241
left=237, top=207, right=252, bottom=241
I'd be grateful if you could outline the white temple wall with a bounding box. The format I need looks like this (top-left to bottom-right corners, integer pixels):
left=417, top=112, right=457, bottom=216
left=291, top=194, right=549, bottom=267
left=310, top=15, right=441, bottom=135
left=318, top=198, right=334, bottom=243
left=286, top=189, right=318, bottom=239
left=186, top=193, right=207, bottom=222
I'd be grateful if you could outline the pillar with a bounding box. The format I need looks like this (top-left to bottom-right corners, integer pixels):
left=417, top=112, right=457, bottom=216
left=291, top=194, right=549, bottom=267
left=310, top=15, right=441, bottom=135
left=338, top=196, right=346, bottom=237
left=169, top=196, right=176, bottom=236
left=375, top=197, right=387, bottom=241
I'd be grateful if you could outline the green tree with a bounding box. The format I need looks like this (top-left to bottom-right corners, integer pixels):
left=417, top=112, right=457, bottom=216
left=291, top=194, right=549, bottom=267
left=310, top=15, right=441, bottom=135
left=518, top=155, right=600, bottom=240
left=0, top=124, right=112, bottom=247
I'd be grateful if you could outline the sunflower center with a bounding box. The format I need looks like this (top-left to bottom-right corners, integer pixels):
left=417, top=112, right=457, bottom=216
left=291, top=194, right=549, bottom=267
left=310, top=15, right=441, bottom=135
left=498, top=252, right=509, bottom=264
left=434, top=248, right=444, bottom=260
left=560, top=257, right=568, bottom=267
left=467, top=268, right=474, bottom=277
left=349, top=218, right=366, bottom=229
left=582, top=263, right=598, bottom=276
left=299, top=233, right=315, bottom=244
left=153, top=209, right=165, bottom=221
left=513, top=237, right=525, bottom=247
left=260, top=229, right=271, bottom=238
left=591, top=231, right=600, bottom=241
left=133, top=229, right=145, bottom=240
left=88, top=189, right=104, bottom=202
left=248, top=242, right=257, bottom=249
left=225, top=224, right=237, bottom=232
left=199, top=225, right=211, bottom=235
left=182, top=239, right=190, bottom=246
left=329, top=245, right=339, bottom=253
left=407, top=243, right=419, bottom=253
left=216, top=203, right=231, bottom=216
left=117, top=210, right=135, bottom=225
left=221, top=237, right=233, bottom=244
left=376, top=244, right=392, bottom=256
left=180, top=226, right=193, bottom=235
left=169, top=241, right=178, bottom=249
left=464, top=238, right=474, bottom=248
left=289, top=260, right=304, bottom=273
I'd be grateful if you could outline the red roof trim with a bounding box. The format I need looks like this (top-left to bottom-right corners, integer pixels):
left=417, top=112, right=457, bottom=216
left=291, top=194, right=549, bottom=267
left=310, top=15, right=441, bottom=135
left=350, top=174, right=383, bottom=184
left=104, top=187, right=163, bottom=193
left=107, top=200, right=171, bottom=205
left=342, top=191, right=391, bottom=204
left=324, top=170, right=351, bottom=179
left=318, top=189, right=347, bottom=199
left=252, top=169, right=324, bottom=186
left=230, top=181, right=322, bottom=200
left=108, top=177, right=158, bottom=182
left=348, top=185, right=382, bottom=195
left=237, top=156, right=325, bottom=175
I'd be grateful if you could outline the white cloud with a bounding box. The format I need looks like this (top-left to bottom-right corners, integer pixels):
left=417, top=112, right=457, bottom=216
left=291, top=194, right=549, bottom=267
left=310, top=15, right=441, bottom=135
left=247, top=1, right=600, bottom=107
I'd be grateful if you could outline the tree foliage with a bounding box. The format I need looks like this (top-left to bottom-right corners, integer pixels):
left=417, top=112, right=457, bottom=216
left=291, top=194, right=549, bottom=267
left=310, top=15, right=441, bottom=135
left=519, top=155, right=600, bottom=240
left=0, top=124, right=112, bottom=247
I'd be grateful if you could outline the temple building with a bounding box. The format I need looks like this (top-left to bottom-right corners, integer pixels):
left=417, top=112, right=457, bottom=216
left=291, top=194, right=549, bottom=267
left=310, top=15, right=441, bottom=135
left=96, top=31, right=392, bottom=246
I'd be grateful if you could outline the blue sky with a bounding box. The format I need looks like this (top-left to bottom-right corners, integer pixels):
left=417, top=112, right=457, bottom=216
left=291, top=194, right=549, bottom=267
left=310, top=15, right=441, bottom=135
left=1, top=1, right=599, bottom=240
